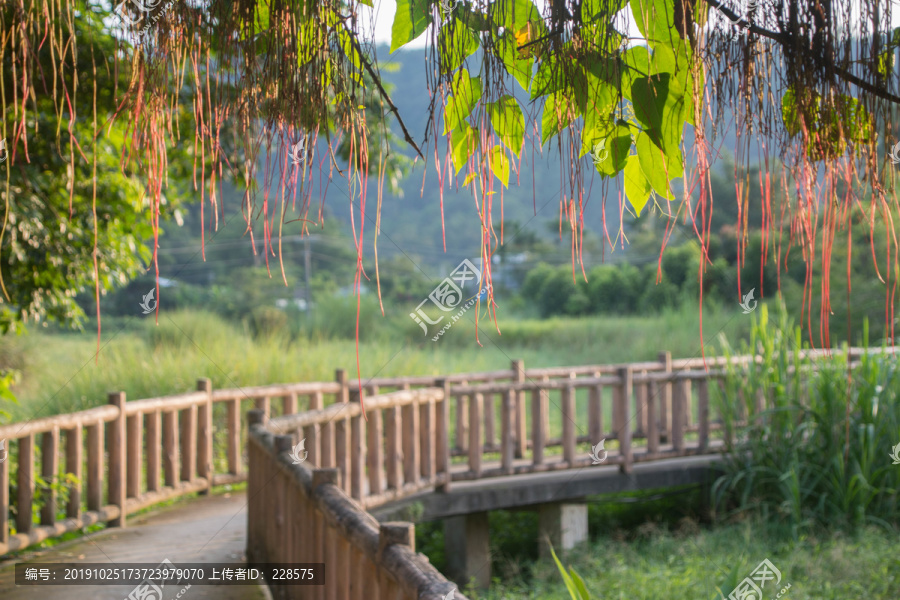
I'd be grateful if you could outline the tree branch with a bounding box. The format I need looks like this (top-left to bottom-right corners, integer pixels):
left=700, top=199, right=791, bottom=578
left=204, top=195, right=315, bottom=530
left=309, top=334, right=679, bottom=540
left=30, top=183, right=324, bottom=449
left=703, top=0, right=900, bottom=104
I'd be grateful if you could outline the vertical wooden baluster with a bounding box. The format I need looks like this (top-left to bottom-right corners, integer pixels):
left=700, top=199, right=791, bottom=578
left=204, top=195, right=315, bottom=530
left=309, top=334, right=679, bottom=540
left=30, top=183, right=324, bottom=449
left=659, top=351, right=672, bottom=443
left=589, top=380, right=603, bottom=446
left=366, top=407, right=384, bottom=496
left=308, top=391, right=324, bottom=467
left=455, top=384, right=468, bottom=453
left=66, top=425, right=82, bottom=520
left=349, top=389, right=365, bottom=500
left=303, top=424, right=318, bottom=466
left=402, top=385, right=419, bottom=485
left=108, top=392, right=127, bottom=527
left=469, top=393, right=483, bottom=475
left=17, top=435, right=34, bottom=534
left=435, top=379, right=451, bottom=491
left=284, top=393, right=298, bottom=415
left=126, top=413, right=141, bottom=499
left=672, top=378, right=686, bottom=453
left=698, top=378, right=710, bottom=452
left=87, top=422, right=103, bottom=512
left=162, top=410, right=178, bottom=488
left=647, top=381, right=660, bottom=455
left=40, top=428, right=59, bottom=526
left=180, top=404, right=197, bottom=483
left=542, top=375, right=551, bottom=441
left=617, top=367, right=633, bottom=474
left=197, top=378, right=213, bottom=491
left=0, top=435, right=8, bottom=548
left=531, top=387, right=545, bottom=466
left=636, top=377, right=648, bottom=438
left=562, top=384, right=576, bottom=466
left=335, top=370, right=350, bottom=493
left=227, top=397, right=241, bottom=476
left=512, top=360, right=527, bottom=459
left=501, top=388, right=514, bottom=474
left=255, top=396, right=270, bottom=419
left=146, top=411, right=160, bottom=493
left=484, top=392, right=495, bottom=450
left=385, top=405, right=401, bottom=490
left=685, top=378, right=694, bottom=429
left=420, top=398, right=435, bottom=482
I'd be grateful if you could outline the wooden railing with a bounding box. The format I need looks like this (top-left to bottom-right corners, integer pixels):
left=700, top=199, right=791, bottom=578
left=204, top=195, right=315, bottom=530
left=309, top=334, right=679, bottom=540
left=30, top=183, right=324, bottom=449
left=1, top=346, right=893, bottom=593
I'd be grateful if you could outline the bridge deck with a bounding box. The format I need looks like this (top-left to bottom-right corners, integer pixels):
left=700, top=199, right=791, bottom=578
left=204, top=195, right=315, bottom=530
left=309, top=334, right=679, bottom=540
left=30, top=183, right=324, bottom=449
left=373, top=453, right=725, bottom=521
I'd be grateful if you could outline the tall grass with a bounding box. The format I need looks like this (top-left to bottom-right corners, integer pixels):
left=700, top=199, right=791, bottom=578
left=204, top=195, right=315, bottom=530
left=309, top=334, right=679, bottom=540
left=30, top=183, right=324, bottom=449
left=712, top=303, right=900, bottom=536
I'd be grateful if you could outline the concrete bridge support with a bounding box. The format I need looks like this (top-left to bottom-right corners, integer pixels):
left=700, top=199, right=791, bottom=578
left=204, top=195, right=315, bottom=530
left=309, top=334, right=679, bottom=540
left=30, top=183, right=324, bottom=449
left=444, top=511, right=491, bottom=589
left=538, top=502, right=589, bottom=559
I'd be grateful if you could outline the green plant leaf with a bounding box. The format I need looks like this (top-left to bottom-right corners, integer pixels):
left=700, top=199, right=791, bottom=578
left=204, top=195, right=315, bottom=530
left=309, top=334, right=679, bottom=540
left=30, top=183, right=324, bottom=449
left=635, top=130, right=674, bottom=199
left=390, top=0, right=433, bottom=52
left=451, top=122, right=478, bottom=174
left=570, top=567, right=591, bottom=599
left=631, top=0, right=678, bottom=46
left=590, top=122, right=632, bottom=175
left=490, top=145, right=511, bottom=187
left=444, top=69, right=483, bottom=134
left=487, top=95, right=525, bottom=157
left=438, top=19, right=481, bottom=73
left=497, top=30, right=534, bottom=90
left=549, top=547, right=581, bottom=600
left=624, top=154, right=653, bottom=216
left=542, top=93, right=571, bottom=144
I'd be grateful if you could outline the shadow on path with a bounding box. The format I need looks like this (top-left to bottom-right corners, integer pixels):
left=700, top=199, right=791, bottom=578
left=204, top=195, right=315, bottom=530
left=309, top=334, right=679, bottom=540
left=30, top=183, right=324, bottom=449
left=0, top=491, right=267, bottom=600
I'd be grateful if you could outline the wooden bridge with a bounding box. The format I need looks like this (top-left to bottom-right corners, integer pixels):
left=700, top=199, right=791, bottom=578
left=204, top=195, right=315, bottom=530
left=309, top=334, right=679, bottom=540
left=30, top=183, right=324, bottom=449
left=0, top=348, right=880, bottom=599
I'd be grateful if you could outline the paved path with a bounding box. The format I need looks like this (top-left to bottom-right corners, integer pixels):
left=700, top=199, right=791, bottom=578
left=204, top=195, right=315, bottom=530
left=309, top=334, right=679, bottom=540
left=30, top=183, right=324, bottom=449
left=0, top=491, right=267, bottom=600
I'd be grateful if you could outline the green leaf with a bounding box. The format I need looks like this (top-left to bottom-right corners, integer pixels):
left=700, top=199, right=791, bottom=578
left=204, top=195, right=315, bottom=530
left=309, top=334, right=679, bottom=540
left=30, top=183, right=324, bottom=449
left=438, top=19, right=481, bottom=73
left=390, top=0, right=433, bottom=52
left=621, top=45, right=651, bottom=95
left=497, top=30, right=534, bottom=90
left=541, top=93, right=571, bottom=144
left=589, top=122, right=631, bottom=175
left=531, top=55, right=565, bottom=99
left=877, top=49, right=895, bottom=79
left=631, top=0, right=679, bottom=46
left=498, top=0, right=545, bottom=34
left=635, top=131, right=675, bottom=199
left=443, top=69, right=483, bottom=134
left=490, top=145, right=511, bottom=187
left=781, top=87, right=802, bottom=137
left=569, top=568, right=591, bottom=600
left=451, top=123, right=478, bottom=174
left=624, top=154, right=653, bottom=216
left=462, top=171, right=478, bottom=186
left=583, top=0, right=626, bottom=23
left=487, top=96, right=526, bottom=157
left=549, top=547, right=580, bottom=600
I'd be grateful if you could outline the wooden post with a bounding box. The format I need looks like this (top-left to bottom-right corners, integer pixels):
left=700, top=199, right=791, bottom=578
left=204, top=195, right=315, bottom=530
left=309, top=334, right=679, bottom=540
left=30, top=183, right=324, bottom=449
left=658, top=351, right=673, bottom=443
left=420, top=398, right=435, bottom=481
left=255, top=396, right=270, bottom=419
left=484, top=392, right=495, bottom=450
left=17, top=434, right=34, bottom=534
left=283, top=393, right=298, bottom=415
left=542, top=375, right=551, bottom=441
left=435, top=379, right=452, bottom=491
left=162, top=410, right=179, bottom=488
left=589, top=382, right=603, bottom=447
left=531, top=388, right=545, bottom=466
left=180, top=404, right=197, bottom=483
left=402, top=398, right=420, bottom=485
left=469, top=393, right=483, bottom=475
left=40, top=428, right=59, bottom=526
left=108, top=392, right=127, bottom=528
left=617, top=367, right=633, bottom=474
left=366, top=408, right=384, bottom=495
left=455, top=392, right=468, bottom=453
left=335, top=371, right=350, bottom=493
left=227, top=397, right=241, bottom=475
left=698, top=378, right=710, bottom=452
left=672, top=378, right=686, bottom=453
left=66, top=425, right=82, bottom=520
left=304, top=423, right=319, bottom=466
left=197, top=378, right=213, bottom=492
left=501, top=388, right=514, bottom=474
left=0, top=436, right=7, bottom=546
left=335, top=369, right=349, bottom=404
left=87, top=422, right=103, bottom=511
left=512, top=359, right=527, bottom=458
left=349, top=389, right=366, bottom=500
left=126, top=413, right=142, bottom=499
left=386, top=404, right=402, bottom=492
left=647, top=381, right=660, bottom=455
left=146, top=411, right=161, bottom=493
left=562, top=384, right=576, bottom=466
left=636, top=379, right=648, bottom=437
